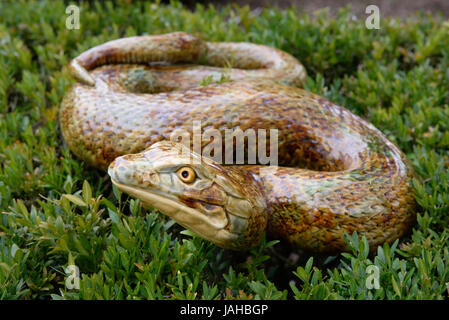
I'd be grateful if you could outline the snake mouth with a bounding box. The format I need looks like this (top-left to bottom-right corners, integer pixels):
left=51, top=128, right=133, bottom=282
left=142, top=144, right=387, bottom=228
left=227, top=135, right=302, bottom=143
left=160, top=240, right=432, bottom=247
left=110, top=178, right=237, bottom=247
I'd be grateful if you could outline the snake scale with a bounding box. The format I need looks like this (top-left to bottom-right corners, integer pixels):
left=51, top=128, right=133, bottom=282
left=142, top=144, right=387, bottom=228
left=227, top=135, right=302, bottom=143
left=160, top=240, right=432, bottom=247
left=60, top=32, right=417, bottom=253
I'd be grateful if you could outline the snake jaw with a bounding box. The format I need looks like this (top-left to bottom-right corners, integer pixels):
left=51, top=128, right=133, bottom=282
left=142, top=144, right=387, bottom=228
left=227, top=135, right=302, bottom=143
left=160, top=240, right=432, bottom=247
left=107, top=141, right=268, bottom=250
left=109, top=178, right=237, bottom=248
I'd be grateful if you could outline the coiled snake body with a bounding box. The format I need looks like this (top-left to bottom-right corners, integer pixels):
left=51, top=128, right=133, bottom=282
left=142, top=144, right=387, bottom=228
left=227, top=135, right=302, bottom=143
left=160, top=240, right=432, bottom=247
left=60, top=32, right=416, bottom=252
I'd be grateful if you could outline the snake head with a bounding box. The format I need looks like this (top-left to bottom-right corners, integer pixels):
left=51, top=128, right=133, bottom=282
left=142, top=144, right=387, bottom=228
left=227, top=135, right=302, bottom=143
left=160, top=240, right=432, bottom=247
left=108, top=141, right=267, bottom=250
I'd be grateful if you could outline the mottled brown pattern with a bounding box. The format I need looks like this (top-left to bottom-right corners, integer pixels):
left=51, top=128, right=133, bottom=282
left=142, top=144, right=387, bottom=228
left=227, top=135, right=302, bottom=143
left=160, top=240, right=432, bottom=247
left=60, top=32, right=416, bottom=253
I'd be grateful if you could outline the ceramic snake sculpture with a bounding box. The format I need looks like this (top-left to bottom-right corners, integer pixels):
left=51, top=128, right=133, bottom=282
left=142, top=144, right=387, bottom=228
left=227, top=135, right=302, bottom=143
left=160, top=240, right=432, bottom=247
left=60, top=32, right=416, bottom=253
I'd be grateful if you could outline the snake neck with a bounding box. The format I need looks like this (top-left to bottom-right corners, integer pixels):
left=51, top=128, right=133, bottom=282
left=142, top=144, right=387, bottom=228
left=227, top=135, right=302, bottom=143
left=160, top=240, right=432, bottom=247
left=222, top=166, right=269, bottom=249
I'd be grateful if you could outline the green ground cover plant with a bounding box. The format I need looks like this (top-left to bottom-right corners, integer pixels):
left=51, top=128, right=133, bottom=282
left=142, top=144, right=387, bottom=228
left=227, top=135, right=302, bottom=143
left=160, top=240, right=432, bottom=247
left=0, top=0, right=448, bottom=300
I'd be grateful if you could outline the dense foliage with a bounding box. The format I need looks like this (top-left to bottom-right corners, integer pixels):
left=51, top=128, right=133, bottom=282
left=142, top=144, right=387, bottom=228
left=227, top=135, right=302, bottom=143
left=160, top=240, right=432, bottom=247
left=0, top=0, right=448, bottom=299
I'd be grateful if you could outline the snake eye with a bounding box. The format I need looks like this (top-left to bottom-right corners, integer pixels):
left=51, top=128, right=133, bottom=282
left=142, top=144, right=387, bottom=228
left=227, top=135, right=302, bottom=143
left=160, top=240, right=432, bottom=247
left=177, top=167, right=196, bottom=184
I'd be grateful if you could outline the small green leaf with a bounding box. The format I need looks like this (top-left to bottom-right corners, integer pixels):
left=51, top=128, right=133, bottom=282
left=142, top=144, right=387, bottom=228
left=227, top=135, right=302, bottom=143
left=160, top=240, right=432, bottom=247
left=63, top=194, right=87, bottom=207
left=82, top=180, right=92, bottom=205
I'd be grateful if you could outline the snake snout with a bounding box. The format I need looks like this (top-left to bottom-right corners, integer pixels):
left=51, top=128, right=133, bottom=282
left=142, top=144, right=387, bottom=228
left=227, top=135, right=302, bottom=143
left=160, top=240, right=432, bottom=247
left=108, top=157, right=134, bottom=185
left=108, top=155, right=144, bottom=185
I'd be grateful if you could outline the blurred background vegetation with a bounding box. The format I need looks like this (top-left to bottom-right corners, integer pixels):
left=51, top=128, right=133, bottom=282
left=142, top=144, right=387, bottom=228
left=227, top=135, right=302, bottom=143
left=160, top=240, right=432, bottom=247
left=182, top=0, right=449, bottom=18
left=0, top=0, right=448, bottom=299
